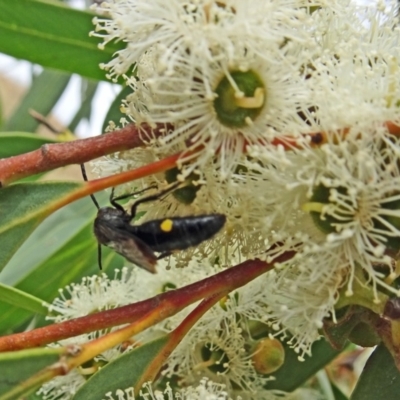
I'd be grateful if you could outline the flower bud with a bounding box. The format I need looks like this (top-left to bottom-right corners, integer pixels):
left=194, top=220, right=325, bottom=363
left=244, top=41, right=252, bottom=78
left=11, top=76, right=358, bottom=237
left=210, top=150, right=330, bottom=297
left=251, top=338, right=285, bottom=375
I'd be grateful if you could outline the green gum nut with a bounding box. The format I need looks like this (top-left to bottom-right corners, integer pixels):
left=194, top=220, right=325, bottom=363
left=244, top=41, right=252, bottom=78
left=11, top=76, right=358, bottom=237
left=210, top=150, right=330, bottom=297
left=214, top=70, right=265, bottom=128
left=251, top=338, right=285, bottom=375
left=165, top=167, right=200, bottom=205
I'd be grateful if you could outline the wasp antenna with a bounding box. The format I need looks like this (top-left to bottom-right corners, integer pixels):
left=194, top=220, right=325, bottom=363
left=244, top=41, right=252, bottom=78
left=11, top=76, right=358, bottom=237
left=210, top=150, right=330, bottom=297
left=109, top=187, right=124, bottom=212
left=111, top=184, right=158, bottom=204
left=90, top=194, right=101, bottom=211
left=80, top=164, right=101, bottom=210
left=97, top=244, right=103, bottom=270
left=80, top=163, right=90, bottom=182
left=110, top=184, right=159, bottom=212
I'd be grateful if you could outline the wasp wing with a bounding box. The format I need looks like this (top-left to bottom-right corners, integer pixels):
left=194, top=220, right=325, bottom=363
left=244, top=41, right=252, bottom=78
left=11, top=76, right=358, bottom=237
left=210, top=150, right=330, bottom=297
left=94, top=220, right=157, bottom=273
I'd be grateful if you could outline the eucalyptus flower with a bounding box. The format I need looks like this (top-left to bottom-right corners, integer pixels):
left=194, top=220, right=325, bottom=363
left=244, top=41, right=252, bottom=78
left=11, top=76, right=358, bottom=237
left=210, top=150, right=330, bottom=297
left=43, top=0, right=400, bottom=397
left=92, top=0, right=320, bottom=176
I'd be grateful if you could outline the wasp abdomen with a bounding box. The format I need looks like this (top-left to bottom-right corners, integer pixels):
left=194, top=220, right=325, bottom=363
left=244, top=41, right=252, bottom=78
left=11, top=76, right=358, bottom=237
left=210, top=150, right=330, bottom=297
left=130, top=214, right=226, bottom=252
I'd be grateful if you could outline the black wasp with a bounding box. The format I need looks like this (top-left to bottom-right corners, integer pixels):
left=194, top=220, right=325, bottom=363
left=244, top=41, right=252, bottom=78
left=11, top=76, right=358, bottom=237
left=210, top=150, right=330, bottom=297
left=81, top=165, right=226, bottom=273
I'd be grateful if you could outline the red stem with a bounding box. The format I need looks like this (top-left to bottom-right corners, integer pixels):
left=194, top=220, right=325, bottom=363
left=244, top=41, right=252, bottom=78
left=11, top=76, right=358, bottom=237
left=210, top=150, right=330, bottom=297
left=47, top=152, right=182, bottom=213
left=0, top=123, right=170, bottom=186
left=137, top=295, right=222, bottom=389
left=2, top=121, right=399, bottom=187
left=0, top=253, right=295, bottom=352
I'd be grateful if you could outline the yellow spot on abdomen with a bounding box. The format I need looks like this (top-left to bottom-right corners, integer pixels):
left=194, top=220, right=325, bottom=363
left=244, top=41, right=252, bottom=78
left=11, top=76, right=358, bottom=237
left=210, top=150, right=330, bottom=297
left=160, top=219, right=173, bottom=232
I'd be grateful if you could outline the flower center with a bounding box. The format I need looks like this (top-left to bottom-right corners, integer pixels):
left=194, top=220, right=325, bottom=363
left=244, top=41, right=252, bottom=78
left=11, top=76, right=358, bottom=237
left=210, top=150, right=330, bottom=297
left=199, top=344, right=230, bottom=374
left=304, top=184, right=400, bottom=251
left=213, top=70, right=265, bottom=128
left=165, top=167, right=201, bottom=205
left=303, top=185, right=354, bottom=234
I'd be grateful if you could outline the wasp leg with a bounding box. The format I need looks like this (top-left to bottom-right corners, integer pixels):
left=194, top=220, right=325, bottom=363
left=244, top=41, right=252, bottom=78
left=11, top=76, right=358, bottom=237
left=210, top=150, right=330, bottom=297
left=109, top=185, right=158, bottom=211
left=97, top=244, right=103, bottom=270
left=157, top=251, right=173, bottom=260
left=129, top=181, right=181, bottom=220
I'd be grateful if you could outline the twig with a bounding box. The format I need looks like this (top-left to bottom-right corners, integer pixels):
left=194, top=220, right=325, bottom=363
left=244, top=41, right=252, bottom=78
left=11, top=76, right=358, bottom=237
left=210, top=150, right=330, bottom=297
left=2, top=120, right=399, bottom=187
left=136, top=294, right=222, bottom=391
left=0, top=123, right=171, bottom=186
left=0, top=254, right=295, bottom=352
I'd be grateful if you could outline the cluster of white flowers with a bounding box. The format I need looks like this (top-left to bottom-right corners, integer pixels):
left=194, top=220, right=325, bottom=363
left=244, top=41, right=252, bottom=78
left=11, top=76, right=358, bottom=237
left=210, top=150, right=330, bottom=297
left=45, top=0, right=400, bottom=398
left=103, top=379, right=323, bottom=400
left=40, top=266, right=324, bottom=399
left=92, top=0, right=321, bottom=176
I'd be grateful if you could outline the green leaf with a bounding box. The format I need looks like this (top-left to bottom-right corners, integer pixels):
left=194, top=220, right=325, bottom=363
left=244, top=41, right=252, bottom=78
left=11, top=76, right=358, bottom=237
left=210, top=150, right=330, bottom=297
left=0, top=133, right=56, bottom=158
left=101, top=85, right=130, bottom=133
left=68, top=80, right=99, bottom=132
left=0, top=221, right=116, bottom=333
left=0, top=347, right=62, bottom=399
left=14, top=223, right=121, bottom=304
left=0, top=93, right=4, bottom=128
left=26, top=393, right=42, bottom=400
left=332, top=384, right=349, bottom=400
left=0, top=181, right=82, bottom=272
left=0, top=195, right=123, bottom=334
left=323, top=306, right=380, bottom=349
left=265, top=338, right=341, bottom=392
left=73, top=336, right=169, bottom=400
left=0, top=283, right=46, bottom=315
left=1, top=193, right=109, bottom=286
left=3, top=70, right=71, bottom=132
left=351, top=344, right=400, bottom=400
left=2, top=197, right=95, bottom=284
left=0, top=0, right=124, bottom=81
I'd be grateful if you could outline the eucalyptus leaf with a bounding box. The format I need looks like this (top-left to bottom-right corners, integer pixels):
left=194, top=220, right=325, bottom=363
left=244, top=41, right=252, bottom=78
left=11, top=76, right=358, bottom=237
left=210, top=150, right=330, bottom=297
left=0, top=0, right=125, bottom=81
left=0, top=182, right=82, bottom=271
left=0, top=133, right=56, bottom=158
left=68, top=81, right=99, bottom=132
left=0, top=190, right=123, bottom=334
left=332, top=383, right=349, bottom=400
left=1, top=193, right=108, bottom=286
left=0, top=347, right=62, bottom=399
left=0, top=222, right=123, bottom=334
left=265, top=338, right=341, bottom=392
left=101, top=85, right=128, bottom=133
left=0, top=283, right=46, bottom=315
left=351, top=344, right=400, bottom=400
left=3, top=70, right=71, bottom=132
left=73, top=336, right=169, bottom=400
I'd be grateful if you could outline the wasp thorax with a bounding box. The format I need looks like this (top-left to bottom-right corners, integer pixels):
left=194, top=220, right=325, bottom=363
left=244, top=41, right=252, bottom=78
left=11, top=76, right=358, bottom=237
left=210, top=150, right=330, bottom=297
left=97, top=207, right=128, bottom=224
left=213, top=70, right=265, bottom=128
